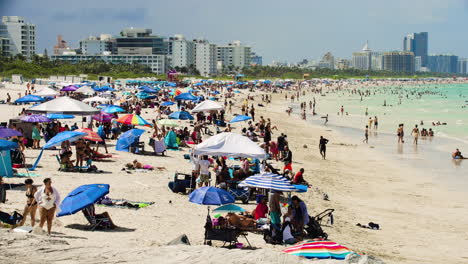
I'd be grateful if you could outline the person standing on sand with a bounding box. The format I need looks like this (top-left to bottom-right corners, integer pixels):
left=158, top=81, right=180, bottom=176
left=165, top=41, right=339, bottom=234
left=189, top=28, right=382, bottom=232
left=34, top=178, right=61, bottom=236
left=319, top=136, right=329, bottom=159
left=397, top=124, right=405, bottom=143
left=340, top=105, right=344, bottom=116
left=368, top=117, right=373, bottom=130
left=19, top=179, right=38, bottom=227
left=412, top=125, right=420, bottom=145
left=363, top=125, right=369, bottom=144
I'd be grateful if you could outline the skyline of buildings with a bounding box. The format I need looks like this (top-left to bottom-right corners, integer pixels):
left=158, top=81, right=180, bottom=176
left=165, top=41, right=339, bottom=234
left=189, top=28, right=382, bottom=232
left=1, top=16, right=467, bottom=76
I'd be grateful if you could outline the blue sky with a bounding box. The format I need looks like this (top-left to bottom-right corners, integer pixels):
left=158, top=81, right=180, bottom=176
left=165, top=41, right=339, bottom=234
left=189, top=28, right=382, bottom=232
left=2, top=0, right=468, bottom=63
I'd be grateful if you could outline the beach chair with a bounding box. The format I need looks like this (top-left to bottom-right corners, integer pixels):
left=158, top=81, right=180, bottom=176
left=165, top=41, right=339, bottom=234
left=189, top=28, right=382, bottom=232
left=82, top=206, right=111, bottom=231
left=154, top=139, right=166, bottom=156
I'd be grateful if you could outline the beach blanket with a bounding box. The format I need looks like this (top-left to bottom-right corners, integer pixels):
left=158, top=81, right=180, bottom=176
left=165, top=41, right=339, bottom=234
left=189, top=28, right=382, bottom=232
left=12, top=172, right=40, bottom=178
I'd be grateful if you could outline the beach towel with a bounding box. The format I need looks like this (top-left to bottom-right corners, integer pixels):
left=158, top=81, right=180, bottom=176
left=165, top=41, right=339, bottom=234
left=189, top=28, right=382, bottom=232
left=97, top=197, right=154, bottom=210
left=12, top=172, right=40, bottom=178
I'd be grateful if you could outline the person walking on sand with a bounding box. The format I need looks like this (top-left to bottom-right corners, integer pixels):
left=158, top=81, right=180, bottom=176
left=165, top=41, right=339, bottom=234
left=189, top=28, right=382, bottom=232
left=19, top=179, right=38, bottom=227
left=363, top=125, right=369, bottom=144
left=397, top=124, right=405, bottom=144
left=319, top=136, right=329, bottom=159
left=34, top=178, right=61, bottom=236
left=412, top=125, right=420, bottom=145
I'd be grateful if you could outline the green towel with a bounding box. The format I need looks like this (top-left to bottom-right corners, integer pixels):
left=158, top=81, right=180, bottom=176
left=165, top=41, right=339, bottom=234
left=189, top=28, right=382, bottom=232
left=13, top=172, right=40, bottom=178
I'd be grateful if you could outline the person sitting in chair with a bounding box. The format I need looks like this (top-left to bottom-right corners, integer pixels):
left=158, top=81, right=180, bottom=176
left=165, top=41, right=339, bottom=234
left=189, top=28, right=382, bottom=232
left=82, top=204, right=117, bottom=229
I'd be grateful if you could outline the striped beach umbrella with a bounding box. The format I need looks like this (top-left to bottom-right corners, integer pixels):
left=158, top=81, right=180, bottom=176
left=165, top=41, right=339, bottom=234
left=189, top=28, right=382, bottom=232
left=74, top=128, right=103, bottom=142
left=116, top=114, right=152, bottom=127
left=283, top=240, right=352, bottom=260
left=238, top=172, right=296, bottom=192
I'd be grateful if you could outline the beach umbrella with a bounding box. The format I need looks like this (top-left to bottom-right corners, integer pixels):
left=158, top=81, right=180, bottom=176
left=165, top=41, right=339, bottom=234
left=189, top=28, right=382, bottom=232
left=14, top=95, right=45, bottom=104
left=34, top=87, right=59, bottom=97
left=168, top=111, right=194, bottom=120
left=83, top=96, right=109, bottom=103
left=20, top=114, right=51, bottom=123
left=193, top=132, right=266, bottom=159
left=213, top=204, right=246, bottom=213
left=116, top=114, right=152, bottom=127
left=47, top=113, right=75, bottom=119
left=194, top=82, right=203, bottom=86
left=101, top=105, right=125, bottom=114
left=74, top=128, right=103, bottom=142
left=57, top=184, right=110, bottom=217
left=43, top=131, right=87, bottom=149
left=0, top=128, right=22, bottom=138
left=116, top=128, right=145, bottom=152
left=229, top=115, right=252, bottom=123
left=161, top=101, right=175, bottom=106
left=96, top=104, right=110, bottom=109
left=75, top=86, right=95, bottom=95
left=238, top=172, right=296, bottom=192
left=283, top=240, right=352, bottom=260
left=0, top=139, right=18, bottom=151
left=27, top=97, right=100, bottom=115
left=174, top=92, right=197, bottom=101
left=61, top=85, right=78, bottom=92
left=138, top=86, right=159, bottom=93
left=191, top=100, right=223, bottom=113
left=263, top=80, right=271, bottom=84
left=157, top=119, right=179, bottom=127
left=166, top=82, right=177, bottom=87
left=189, top=186, right=235, bottom=206
left=92, top=112, right=113, bottom=122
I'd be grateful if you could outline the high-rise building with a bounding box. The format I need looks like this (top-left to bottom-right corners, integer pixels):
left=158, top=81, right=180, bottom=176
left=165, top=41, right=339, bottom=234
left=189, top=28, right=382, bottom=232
left=318, top=52, right=334, bottom=69
left=80, top=34, right=114, bottom=55
left=352, top=42, right=371, bottom=70
left=251, top=52, right=262, bottom=66
left=428, top=54, right=458, bottom=73
left=217, top=41, right=252, bottom=70
left=115, top=28, right=167, bottom=55
left=336, top=58, right=351, bottom=70
left=0, top=16, right=36, bottom=57
left=403, top=32, right=428, bottom=67
left=383, top=51, right=415, bottom=73
left=0, top=37, right=11, bottom=56
left=458, top=58, right=467, bottom=74
left=169, top=35, right=195, bottom=68
left=194, top=39, right=217, bottom=77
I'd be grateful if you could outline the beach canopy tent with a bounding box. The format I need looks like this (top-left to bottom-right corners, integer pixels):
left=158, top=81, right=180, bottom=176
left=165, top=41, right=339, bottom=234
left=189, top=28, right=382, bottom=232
left=116, top=128, right=145, bottom=152
left=0, top=140, right=18, bottom=177
left=75, top=86, right=95, bottom=95
left=14, top=95, right=45, bottom=104
left=57, top=184, right=110, bottom=217
left=283, top=240, right=352, bottom=260
left=174, top=93, right=197, bottom=101
left=239, top=172, right=297, bottom=192
left=34, top=87, right=59, bottom=97
left=82, top=96, right=110, bottom=103
left=191, top=100, right=223, bottom=113
left=229, top=115, right=252, bottom=123
left=189, top=186, right=235, bottom=206
left=29, top=131, right=87, bottom=171
left=168, top=111, right=194, bottom=120
left=116, top=114, right=152, bottom=127
left=193, top=132, right=266, bottom=159
left=27, top=97, right=100, bottom=115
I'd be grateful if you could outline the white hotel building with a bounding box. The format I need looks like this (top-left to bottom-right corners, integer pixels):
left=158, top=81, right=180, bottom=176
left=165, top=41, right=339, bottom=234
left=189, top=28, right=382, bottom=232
left=0, top=16, right=36, bottom=57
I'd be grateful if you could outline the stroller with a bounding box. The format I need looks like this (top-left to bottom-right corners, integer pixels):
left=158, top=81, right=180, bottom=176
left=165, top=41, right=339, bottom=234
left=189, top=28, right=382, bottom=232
left=304, top=209, right=334, bottom=239
left=10, top=149, right=25, bottom=166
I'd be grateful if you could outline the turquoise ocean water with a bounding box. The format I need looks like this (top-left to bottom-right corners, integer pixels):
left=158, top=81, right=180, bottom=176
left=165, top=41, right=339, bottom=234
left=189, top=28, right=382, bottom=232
left=296, top=83, right=468, bottom=191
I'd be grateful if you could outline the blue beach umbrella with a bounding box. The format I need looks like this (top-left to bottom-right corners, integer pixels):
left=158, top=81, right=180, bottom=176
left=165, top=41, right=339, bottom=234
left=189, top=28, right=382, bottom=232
left=174, top=93, right=197, bottom=101
left=47, top=113, right=75, bottom=119
left=57, top=184, right=110, bottom=217
left=213, top=204, right=246, bottom=213
left=168, top=111, right=194, bottom=120
left=116, top=128, right=145, bottom=152
left=194, top=82, right=203, bottom=86
left=102, top=105, right=125, bottom=114
left=189, top=186, right=235, bottom=206
left=44, top=131, right=87, bottom=149
left=0, top=139, right=18, bottom=151
left=138, top=86, right=159, bottom=93
left=161, top=101, right=175, bottom=106
left=15, top=95, right=45, bottom=104
left=229, top=115, right=252, bottom=123
left=166, top=82, right=177, bottom=87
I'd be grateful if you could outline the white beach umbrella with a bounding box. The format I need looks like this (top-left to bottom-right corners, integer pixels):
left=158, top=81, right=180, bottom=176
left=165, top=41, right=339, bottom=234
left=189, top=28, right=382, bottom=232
left=191, top=100, right=224, bottom=113
left=193, top=132, right=266, bottom=159
left=27, top=96, right=100, bottom=115
left=76, top=86, right=95, bottom=95
left=83, top=96, right=110, bottom=103
left=34, top=87, right=59, bottom=97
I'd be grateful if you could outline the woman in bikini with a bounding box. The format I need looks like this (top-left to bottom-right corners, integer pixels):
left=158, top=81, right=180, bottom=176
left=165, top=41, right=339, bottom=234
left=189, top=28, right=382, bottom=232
left=34, top=178, right=61, bottom=235
left=19, top=179, right=38, bottom=226
left=75, top=138, right=86, bottom=167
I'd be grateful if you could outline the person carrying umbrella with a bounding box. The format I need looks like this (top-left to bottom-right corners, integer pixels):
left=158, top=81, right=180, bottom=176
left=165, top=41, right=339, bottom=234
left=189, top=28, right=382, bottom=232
left=34, top=178, right=61, bottom=235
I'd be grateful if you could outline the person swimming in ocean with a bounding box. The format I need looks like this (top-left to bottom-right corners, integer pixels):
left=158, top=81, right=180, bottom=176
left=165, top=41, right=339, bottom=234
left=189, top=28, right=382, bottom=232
left=452, top=148, right=465, bottom=159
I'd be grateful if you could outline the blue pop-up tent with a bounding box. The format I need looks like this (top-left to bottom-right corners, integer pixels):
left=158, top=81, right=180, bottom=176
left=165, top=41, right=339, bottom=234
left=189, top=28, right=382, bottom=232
left=0, top=140, right=18, bottom=177
left=15, top=95, right=45, bottom=104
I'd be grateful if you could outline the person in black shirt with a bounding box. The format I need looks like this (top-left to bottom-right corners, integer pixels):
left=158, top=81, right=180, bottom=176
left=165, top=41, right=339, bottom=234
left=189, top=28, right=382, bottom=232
left=282, top=146, right=293, bottom=174
left=277, top=133, right=285, bottom=159
left=319, top=136, right=329, bottom=160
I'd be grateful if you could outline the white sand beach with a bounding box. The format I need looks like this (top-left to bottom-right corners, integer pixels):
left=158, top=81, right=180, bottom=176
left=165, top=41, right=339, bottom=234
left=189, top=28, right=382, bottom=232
left=1, top=82, right=468, bottom=264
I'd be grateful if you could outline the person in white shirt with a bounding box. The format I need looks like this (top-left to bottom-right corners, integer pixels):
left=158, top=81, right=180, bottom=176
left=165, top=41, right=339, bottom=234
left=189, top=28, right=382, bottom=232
left=34, top=178, right=61, bottom=235
left=282, top=216, right=297, bottom=245
left=197, top=155, right=211, bottom=187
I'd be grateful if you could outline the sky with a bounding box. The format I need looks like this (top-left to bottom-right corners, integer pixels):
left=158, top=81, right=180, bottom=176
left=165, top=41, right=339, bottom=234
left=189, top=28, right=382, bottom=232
left=2, top=0, right=468, bottom=63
